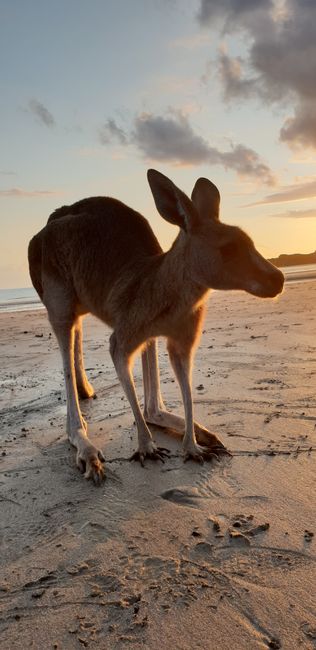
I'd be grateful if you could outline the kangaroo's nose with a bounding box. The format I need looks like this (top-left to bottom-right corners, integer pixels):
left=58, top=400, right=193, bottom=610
left=273, top=268, right=284, bottom=294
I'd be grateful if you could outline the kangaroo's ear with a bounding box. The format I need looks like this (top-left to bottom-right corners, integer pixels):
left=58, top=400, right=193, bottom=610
left=147, top=169, right=199, bottom=232
left=191, top=177, right=220, bottom=221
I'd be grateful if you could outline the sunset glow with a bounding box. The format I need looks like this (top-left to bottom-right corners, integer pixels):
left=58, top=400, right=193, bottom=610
left=1, top=0, right=316, bottom=288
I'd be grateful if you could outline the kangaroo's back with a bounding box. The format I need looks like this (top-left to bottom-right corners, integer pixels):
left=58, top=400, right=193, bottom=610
left=28, top=196, right=163, bottom=318
left=28, top=231, right=44, bottom=300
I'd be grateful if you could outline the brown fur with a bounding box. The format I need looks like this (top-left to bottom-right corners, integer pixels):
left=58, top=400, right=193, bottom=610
left=28, top=170, right=284, bottom=484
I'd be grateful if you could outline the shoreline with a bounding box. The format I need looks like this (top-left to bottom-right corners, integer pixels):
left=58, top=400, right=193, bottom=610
left=1, top=271, right=316, bottom=314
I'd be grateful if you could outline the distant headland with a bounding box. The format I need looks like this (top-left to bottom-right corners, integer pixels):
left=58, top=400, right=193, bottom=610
left=268, top=251, right=316, bottom=268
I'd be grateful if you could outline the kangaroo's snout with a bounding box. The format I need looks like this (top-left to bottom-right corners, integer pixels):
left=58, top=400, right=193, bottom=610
left=249, top=263, right=284, bottom=298
left=263, top=268, right=284, bottom=298
left=271, top=267, right=284, bottom=296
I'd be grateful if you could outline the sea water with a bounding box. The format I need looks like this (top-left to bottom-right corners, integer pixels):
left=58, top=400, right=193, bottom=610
left=1, top=264, right=316, bottom=313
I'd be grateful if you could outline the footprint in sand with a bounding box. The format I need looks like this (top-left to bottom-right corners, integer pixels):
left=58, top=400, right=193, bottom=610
left=160, top=487, right=203, bottom=507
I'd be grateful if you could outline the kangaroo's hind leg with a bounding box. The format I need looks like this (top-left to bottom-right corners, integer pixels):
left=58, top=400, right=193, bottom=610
left=74, top=318, right=96, bottom=399
left=142, top=338, right=226, bottom=453
left=109, top=332, right=169, bottom=466
left=44, top=281, right=105, bottom=484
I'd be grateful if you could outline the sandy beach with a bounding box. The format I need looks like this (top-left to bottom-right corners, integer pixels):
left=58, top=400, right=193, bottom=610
left=0, top=280, right=316, bottom=649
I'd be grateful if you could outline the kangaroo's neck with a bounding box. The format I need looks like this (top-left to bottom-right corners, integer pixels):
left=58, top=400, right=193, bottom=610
left=158, top=231, right=210, bottom=311
left=105, top=230, right=210, bottom=347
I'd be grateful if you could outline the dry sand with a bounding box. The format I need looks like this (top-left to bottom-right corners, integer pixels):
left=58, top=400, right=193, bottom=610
left=0, top=281, right=316, bottom=649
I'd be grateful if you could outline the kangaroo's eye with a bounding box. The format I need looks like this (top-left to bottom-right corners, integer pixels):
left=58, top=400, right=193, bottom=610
left=220, top=241, right=239, bottom=260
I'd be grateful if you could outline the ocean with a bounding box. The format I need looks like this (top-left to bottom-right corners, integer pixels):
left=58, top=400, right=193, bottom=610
left=279, top=263, right=316, bottom=283
left=0, top=287, right=43, bottom=313
left=1, top=263, right=316, bottom=313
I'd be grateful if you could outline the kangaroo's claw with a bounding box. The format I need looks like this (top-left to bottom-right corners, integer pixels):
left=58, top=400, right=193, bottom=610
left=130, top=445, right=170, bottom=466
left=183, top=442, right=225, bottom=464
left=76, top=446, right=106, bottom=485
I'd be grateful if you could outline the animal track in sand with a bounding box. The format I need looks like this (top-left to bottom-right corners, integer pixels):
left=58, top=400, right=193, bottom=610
left=0, top=554, right=152, bottom=644
left=115, top=549, right=233, bottom=612
left=2, top=537, right=312, bottom=648
left=1, top=472, right=132, bottom=564
left=184, top=512, right=316, bottom=594
left=212, top=545, right=316, bottom=590
left=190, top=513, right=315, bottom=580
left=160, top=487, right=203, bottom=507
left=104, top=542, right=311, bottom=649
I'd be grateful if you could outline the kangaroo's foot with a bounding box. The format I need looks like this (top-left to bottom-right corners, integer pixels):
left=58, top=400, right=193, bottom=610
left=130, top=439, right=170, bottom=467
left=76, top=444, right=105, bottom=485
left=69, top=428, right=105, bottom=485
left=145, top=408, right=229, bottom=454
left=182, top=440, right=221, bottom=464
left=193, top=424, right=230, bottom=456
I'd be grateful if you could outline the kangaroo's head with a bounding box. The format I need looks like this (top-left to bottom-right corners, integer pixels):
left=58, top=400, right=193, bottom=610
left=147, top=169, right=284, bottom=299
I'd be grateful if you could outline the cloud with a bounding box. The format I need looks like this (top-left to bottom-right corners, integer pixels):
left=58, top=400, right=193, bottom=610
left=98, top=118, right=128, bottom=145
left=269, top=208, right=316, bottom=218
left=29, top=99, right=55, bottom=128
left=132, top=112, right=211, bottom=165
left=217, top=49, right=258, bottom=101
left=198, top=0, right=316, bottom=150
left=97, top=110, right=275, bottom=183
left=247, top=178, right=316, bottom=205
left=131, top=112, right=274, bottom=183
left=219, top=144, right=275, bottom=183
left=197, top=0, right=274, bottom=32
left=0, top=170, right=16, bottom=176
left=0, top=188, right=62, bottom=198
left=280, top=101, right=316, bottom=148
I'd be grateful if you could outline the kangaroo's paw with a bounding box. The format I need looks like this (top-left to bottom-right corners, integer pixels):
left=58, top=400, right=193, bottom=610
left=182, top=441, right=223, bottom=464
left=76, top=444, right=105, bottom=486
left=130, top=440, right=170, bottom=467
left=200, top=440, right=232, bottom=457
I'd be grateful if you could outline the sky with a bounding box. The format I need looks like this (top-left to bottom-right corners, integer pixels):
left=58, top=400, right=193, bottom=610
left=1, top=0, right=316, bottom=289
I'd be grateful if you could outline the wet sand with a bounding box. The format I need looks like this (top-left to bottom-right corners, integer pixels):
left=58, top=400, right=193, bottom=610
left=0, top=281, right=316, bottom=649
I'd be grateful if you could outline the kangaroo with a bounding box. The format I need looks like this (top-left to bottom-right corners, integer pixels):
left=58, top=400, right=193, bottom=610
left=28, top=170, right=284, bottom=485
